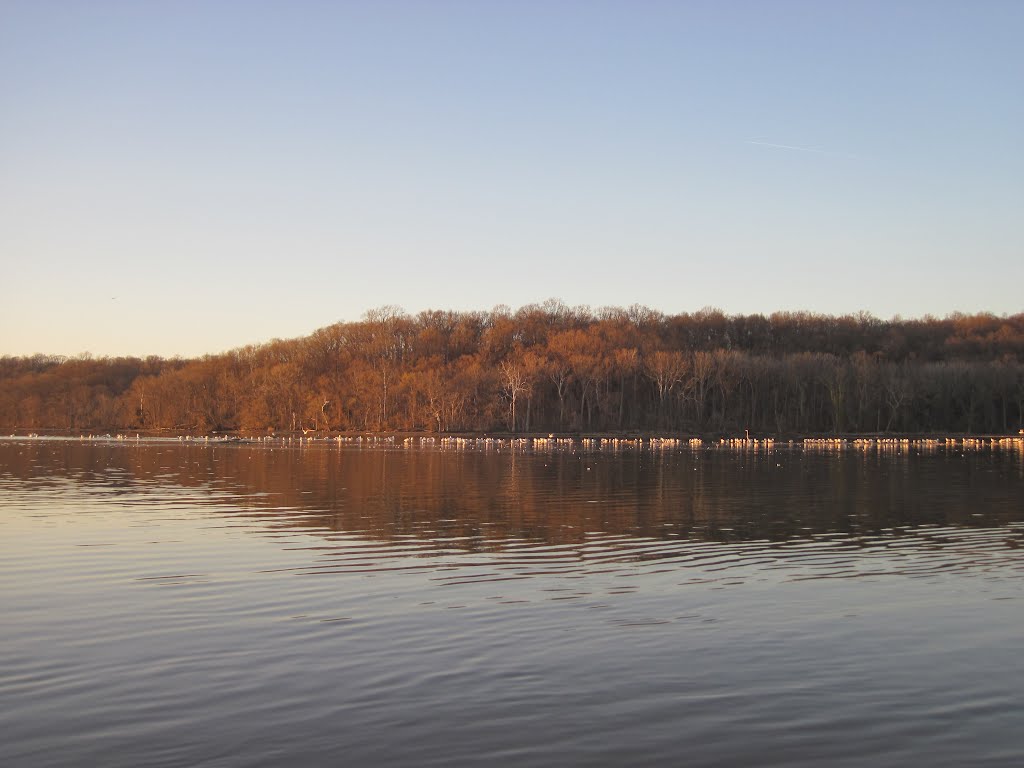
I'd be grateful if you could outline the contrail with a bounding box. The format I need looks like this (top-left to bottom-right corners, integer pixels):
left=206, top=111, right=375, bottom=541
left=745, top=139, right=829, bottom=154
left=745, top=139, right=860, bottom=160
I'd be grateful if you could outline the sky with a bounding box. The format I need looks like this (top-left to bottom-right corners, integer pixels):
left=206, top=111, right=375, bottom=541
left=2, top=0, right=1022, bottom=358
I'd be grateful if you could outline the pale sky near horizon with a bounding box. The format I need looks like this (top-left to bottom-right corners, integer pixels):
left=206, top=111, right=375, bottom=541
left=2, top=0, right=1022, bottom=358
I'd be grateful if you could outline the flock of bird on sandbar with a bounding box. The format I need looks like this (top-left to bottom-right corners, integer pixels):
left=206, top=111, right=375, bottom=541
left=3, top=431, right=1013, bottom=455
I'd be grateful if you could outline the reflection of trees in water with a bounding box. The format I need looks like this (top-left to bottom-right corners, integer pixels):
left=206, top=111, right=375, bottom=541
left=3, top=442, right=1023, bottom=549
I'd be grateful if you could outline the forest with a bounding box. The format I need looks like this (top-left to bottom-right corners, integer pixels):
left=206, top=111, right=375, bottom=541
left=2, top=302, right=1024, bottom=436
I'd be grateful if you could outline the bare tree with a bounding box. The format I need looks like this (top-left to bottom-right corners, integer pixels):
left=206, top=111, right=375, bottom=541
left=500, top=359, right=531, bottom=432
left=645, top=350, right=688, bottom=429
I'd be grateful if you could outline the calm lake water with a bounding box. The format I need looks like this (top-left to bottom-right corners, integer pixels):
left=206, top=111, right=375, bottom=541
left=2, top=438, right=1024, bottom=767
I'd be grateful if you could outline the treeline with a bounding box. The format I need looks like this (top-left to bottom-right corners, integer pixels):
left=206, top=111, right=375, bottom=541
left=3, top=302, right=1024, bottom=435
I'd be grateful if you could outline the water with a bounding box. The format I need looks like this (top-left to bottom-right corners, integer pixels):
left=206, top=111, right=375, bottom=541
left=2, top=439, right=1023, bottom=766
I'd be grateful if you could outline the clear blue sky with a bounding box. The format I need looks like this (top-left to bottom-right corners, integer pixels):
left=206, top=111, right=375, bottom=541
left=2, top=0, right=1021, bottom=358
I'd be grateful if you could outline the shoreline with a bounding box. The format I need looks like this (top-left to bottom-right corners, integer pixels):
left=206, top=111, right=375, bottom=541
left=5, top=428, right=1023, bottom=446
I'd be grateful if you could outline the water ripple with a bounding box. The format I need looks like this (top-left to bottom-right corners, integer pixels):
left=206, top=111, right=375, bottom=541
left=3, top=441, right=1024, bottom=768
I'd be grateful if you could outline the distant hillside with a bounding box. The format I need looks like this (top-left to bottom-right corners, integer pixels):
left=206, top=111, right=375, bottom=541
left=3, top=303, right=1023, bottom=435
